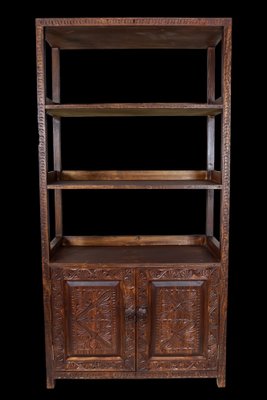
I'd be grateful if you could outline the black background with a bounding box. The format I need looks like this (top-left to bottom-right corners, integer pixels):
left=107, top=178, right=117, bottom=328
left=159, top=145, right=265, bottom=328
left=10, top=1, right=262, bottom=398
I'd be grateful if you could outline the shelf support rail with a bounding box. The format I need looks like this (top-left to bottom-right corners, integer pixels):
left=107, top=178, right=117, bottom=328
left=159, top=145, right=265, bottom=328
left=52, top=48, right=63, bottom=237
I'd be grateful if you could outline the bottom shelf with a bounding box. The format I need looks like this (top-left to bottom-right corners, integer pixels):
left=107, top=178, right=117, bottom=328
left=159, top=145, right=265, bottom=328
left=50, top=235, right=220, bottom=264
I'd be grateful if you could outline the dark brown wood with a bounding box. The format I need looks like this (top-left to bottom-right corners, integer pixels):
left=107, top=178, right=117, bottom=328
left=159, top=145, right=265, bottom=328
left=48, top=179, right=222, bottom=190
left=207, top=117, right=215, bottom=170
left=60, top=170, right=209, bottom=181
left=207, top=47, right=215, bottom=103
left=51, top=268, right=135, bottom=371
left=37, top=17, right=231, bottom=27
left=36, top=23, right=54, bottom=389
left=47, top=170, right=222, bottom=189
left=53, top=371, right=217, bottom=379
left=37, top=18, right=231, bottom=388
left=39, top=18, right=230, bottom=50
left=52, top=48, right=60, bottom=104
left=137, top=267, right=219, bottom=371
left=217, top=23, right=231, bottom=389
left=62, top=235, right=206, bottom=246
left=47, top=171, right=57, bottom=183
left=50, top=236, right=63, bottom=252
left=206, top=47, right=216, bottom=237
left=206, top=189, right=214, bottom=235
left=209, top=170, right=221, bottom=183
left=52, top=48, right=63, bottom=238
left=46, top=103, right=222, bottom=117
left=206, top=236, right=220, bottom=259
left=45, top=25, right=223, bottom=50
left=50, top=244, right=220, bottom=264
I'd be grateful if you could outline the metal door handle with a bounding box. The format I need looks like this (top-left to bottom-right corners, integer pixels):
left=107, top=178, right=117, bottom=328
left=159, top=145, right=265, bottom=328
left=125, top=307, right=136, bottom=321
left=137, top=307, right=148, bottom=318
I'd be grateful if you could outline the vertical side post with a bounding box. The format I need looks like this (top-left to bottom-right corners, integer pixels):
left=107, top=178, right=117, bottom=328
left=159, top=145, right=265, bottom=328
left=217, top=22, right=232, bottom=388
left=206, top=47, right=215, bottom=236
left=52, top=48, right=63, bottom=237
left=36, top=22, right=55, bottom=389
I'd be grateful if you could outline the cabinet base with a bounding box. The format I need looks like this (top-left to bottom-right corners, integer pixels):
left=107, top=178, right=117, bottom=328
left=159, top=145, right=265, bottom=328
left=48, top=370, right=219, bottom=388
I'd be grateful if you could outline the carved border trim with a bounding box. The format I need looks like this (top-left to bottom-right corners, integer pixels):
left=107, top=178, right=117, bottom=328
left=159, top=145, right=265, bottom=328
left=36, top=24, right=54, bottom=387
left=218, top=23, right=232, bottom=386
left=54, top=370, right=217, bottom=379
left=36, top=18, right=231, bottom=27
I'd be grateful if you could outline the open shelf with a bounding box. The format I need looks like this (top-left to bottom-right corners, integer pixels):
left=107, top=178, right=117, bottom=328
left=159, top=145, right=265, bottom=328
left=50, top=235, right=220, bottom=264
left=48, top=180, right=222, bottom=189
left=45, top=103, right=223, bottom=117
left=44, top=20, right=225, bottom=50
left=47, top=170, right=222, bottom=190
left=37, top=17, right=231, bottom=387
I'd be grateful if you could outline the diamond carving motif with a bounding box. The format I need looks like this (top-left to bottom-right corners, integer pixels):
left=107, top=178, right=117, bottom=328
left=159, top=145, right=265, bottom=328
left=51, top=268, right=135, bottom=371
left=152, top=283, right=202, bottom=356
left=66, top=282, right=119, bottom=356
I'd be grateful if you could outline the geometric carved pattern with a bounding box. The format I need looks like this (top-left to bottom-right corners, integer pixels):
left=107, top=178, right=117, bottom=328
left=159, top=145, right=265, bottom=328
left=137, top=266, right=219, bottom=372
left=51, top=268, right=135, bottom=371
left=65, top=281, right=120, bottom=357
left=38, top=17, right=230, bottom=27
left=51, top=265, right=219, bottom=375
left=151, top=281, right=204, bottom=356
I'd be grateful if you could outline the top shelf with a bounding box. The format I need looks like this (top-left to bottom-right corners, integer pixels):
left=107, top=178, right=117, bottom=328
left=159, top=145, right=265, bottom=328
left=40, top=18, right=229, bottom=49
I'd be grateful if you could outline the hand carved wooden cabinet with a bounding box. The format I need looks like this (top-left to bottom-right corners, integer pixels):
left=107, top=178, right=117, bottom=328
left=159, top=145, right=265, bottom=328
left=36, top=18, right=231, bottom=388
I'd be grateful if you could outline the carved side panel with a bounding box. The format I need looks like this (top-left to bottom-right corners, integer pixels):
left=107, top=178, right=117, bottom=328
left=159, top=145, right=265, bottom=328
left=137, top=267, right=219, bottom=372
left=51, top=268, right=135, bottom=371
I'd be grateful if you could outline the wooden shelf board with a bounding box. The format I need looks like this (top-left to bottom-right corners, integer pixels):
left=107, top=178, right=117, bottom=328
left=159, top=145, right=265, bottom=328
left=50, top=244, right=219, bottom=264
left=45, top=103, right=223, bottom=117
left=61, top=235, right=206, bottom=246
left=49, top=235, right=220, bottom=264
left=47, top=179, right=222, bottom=190
left=47, top=170, right=222, bottom=189
left=44, top=22, right=224, bottom=49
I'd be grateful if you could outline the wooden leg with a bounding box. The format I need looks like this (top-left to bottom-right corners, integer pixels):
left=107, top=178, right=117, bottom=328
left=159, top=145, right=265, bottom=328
left=46, top=375, right=55, bottom=389
left=217, top=375, right=226, bottom=388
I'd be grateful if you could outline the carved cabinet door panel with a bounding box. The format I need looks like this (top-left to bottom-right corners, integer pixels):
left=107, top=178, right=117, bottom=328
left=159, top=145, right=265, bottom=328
left=51, top=267, right=135, bottom=372
left=136, top=267, right=219, bottom=372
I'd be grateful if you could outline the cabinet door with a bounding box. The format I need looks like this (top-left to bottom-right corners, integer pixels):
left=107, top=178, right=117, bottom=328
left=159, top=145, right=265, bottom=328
left=51, top=268, right=135, bottom=372
left=137, top=267, right=219, bottom=372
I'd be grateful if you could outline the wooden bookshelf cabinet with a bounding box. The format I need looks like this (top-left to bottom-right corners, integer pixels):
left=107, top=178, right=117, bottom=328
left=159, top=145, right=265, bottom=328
left=36, top=18, right=231, bottom=388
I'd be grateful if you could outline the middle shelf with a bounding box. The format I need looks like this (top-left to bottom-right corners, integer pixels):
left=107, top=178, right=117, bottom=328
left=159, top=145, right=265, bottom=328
left=45, top=102, right=223, bottom=117
left=50, top=235, right=221, bottom=264
left=47, top=170, right=222, bottom=190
